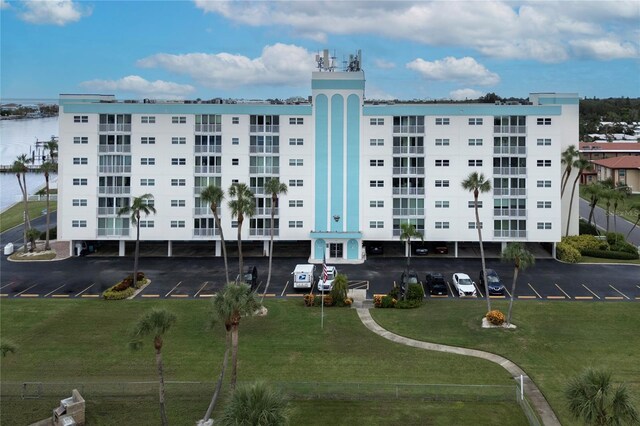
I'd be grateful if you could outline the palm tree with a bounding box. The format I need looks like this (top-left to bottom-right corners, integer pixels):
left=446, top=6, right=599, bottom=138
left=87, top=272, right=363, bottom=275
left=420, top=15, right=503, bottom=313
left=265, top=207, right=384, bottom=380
left=461, top=172, right=492, bottom=312
left=611, top=187, right=628, bottom=233
left=625, top=202, right=640, bottom=239
left=200, top=185, right=229, bottom=284
left=118, top=194, right=156, bottom=287
left=45, top=137, right=58, bottom=163
left=263, top=178, right=287, bottom=302
left=11, top=154, right=32, bottom=253
left=400, top=222, right=423, bottom=269
left=26, top=228, right=41, bottom=253
left=228, top=183, right=255, bottom=281
left=501, top=242, right=535, bottom=326
left=130, top=308, right=177, bottom=426
left=219, top=381, right=290, bottom=426
left=0, top=339, right=17, bottom=357
left=560, top=145, right=579, bottom=197
left=565, top=156, right=590, bottom=237
left=584, top=182, right=607, bottom=228
left=566, top=368, right=639, bottom=425
left=40, top=160, right=58, bottom=250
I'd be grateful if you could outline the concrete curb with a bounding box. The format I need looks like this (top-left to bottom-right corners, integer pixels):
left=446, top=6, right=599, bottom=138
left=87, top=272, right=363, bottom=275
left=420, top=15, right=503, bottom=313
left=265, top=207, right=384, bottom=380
left=356, top=308, right=561, bottom=426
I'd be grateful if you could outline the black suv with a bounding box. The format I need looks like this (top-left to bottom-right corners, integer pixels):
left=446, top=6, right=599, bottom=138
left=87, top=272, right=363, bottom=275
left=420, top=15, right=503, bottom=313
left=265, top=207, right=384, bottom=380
left=242, top=265, right=258, bottom=291
left=479, top=268, right=505, bottom=295
left=425, top=272, right=448, bottom=295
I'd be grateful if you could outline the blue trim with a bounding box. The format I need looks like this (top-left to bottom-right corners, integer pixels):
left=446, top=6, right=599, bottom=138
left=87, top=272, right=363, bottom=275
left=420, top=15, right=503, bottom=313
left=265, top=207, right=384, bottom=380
left=312, top=79, right=365, bottom=90
left=330, top=94, right=344, bottom=232
left=310, top=231, right=362, bottom=239
left=347, top=239, right=359, bottom=260
left=536, top=97, right=579, bottom=105
left=346, top=94, right=360, bottom=232
left=62, top=102, right=313, bottom=115
left=363, top=104, right=562, bottom=116
left=314, top=95, right=329, bottom=232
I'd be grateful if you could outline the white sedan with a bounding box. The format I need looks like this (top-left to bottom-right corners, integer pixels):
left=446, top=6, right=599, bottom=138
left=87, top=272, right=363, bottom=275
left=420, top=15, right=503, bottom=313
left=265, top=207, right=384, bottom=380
left=452, top=273, right=478, bottom=297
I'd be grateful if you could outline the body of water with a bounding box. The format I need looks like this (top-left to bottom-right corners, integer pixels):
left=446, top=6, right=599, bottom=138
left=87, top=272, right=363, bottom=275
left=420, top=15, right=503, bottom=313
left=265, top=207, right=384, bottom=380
left=1, top=117, right=59, bottom=212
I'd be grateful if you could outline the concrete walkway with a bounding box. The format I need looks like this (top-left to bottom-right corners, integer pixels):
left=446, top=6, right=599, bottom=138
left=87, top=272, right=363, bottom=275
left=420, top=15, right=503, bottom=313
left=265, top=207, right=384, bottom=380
left=356, top=308, right=560, bottom=426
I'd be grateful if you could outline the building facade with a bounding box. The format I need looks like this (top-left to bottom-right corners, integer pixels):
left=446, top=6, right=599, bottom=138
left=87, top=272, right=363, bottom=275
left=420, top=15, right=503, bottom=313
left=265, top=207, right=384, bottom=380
left=58, top=53, right=579, bottom=262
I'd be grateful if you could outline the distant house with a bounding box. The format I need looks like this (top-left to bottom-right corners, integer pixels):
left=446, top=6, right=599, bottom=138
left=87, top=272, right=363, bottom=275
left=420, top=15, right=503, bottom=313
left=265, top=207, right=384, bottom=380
left=579, top=142, right=640, bottom=184
left=590, top=156, right=640, bottom=193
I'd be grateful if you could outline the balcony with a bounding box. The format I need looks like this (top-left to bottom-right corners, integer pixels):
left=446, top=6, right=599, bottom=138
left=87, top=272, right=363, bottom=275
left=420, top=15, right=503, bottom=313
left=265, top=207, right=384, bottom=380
left=493, top=188, right=527, bottom=197
left=193, top=228, right=219, bottom=237
left=249, top=166, right=279, bottom=174
left=250, top=228, right=279, bottom=236
left=392, top=146, right=424, bottom=155
left=392, top=187, right=425, bottom=195
left=393, top=229, right=424, bottom=237
left=194, top=206, right=221, bottom=216
left=493, top=167, right=527, bottom=176
left=99, top=124, right=131, bottom=133
left=393, top=125, right=424, bottom=134
left=494, top=208, right=527, bottom=217
left=97, top=207, right=121, bottom=216
left=494, top=230, right=527, bottom=239
left=99, top=145, right=131, bottom=153
left=392, top=167, right=425, bottom=175
left=250, top=125, right=279, bottom=133
left=98, top=186, right=131, bottom=195
left=249, top=146, right=280, bottom=154
left=250, top=187, right=265, bottom=195
left=194, top=165, right=222, bottom=174
left=392, top=208, right=425, bottom=216
left=97, top=227, right=129, bottom=237
left=493, top=146, right=526, bottom=155
left=98, top=165, right=131, bottom=174
left=493, top=125, right=526, bottom=134
left=194, top=145, right=221, bottom=153
left=195, top=123, right=222, bottom=133
left=254, top=207, right=278, bottom=216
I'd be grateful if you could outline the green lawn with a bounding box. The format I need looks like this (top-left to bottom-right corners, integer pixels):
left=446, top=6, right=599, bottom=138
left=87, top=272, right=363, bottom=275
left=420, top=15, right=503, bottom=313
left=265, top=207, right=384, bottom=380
left=0, top=200, right=56, bottom=232
left=371, top=300, right=640, bottom=425
left=0, top=299, right=526, bottom=425
left=580, top=187, right=640, bottom=224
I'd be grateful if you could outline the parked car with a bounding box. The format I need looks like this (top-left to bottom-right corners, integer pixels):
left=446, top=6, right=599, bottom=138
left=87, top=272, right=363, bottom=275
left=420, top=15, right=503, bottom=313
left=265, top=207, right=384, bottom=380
left=413, top=243, right=429, bottom=255
left=452, top=273, right=477, bottom=297
left=242, top=265, right=258, bottom=291
left=317, top=265, right=338, bottom=292
left=399, top=270, right=419, bottom=296
left=479, top=268, right=505, bottom=295
left=368, top=243, right=384, bottom=255
left=425, top=272, right=448, bottom=295
left=432, top=242, right=449, bottom=254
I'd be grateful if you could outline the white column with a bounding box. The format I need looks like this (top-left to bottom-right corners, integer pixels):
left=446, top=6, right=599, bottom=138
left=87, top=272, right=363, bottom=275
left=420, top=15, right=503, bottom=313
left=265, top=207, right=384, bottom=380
left=552, top=242, right=557, bottom=258
left=167, top=240, right=172, bottom=257
left=119, top=240, right=125, bottom=256
left=454, top=241, right=459, bottom=258
left=501, top=242, right=507, bottom=252
left=263, top=240, right=269, bottom=257
left=215, top=240, right=221, bottom=257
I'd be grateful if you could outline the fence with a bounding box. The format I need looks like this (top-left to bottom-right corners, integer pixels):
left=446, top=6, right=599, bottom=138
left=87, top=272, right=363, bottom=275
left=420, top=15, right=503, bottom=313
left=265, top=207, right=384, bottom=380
left=516, top=378, right=543, bottom=426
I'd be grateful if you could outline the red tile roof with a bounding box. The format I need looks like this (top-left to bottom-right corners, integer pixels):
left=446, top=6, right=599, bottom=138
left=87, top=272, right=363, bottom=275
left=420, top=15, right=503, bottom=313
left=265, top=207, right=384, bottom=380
left=580, top=142, right=640, bottom=152
left=590, top=155, right=640, bottom=169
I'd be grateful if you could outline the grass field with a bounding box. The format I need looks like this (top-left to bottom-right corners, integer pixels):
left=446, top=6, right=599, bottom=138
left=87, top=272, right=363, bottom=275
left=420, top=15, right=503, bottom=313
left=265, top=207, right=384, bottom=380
left=0, top=299, right=526, bottom=425
left=0, top=200, right=56, bottom=232
left=580, top=188, right=640, bottom=224
left=372, top=300, right=640, bottom=425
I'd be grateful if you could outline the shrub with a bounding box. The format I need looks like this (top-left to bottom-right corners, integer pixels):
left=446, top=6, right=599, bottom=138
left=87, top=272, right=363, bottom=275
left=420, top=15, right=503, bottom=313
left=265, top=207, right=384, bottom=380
left=102, top=285, right=135, bottom=300
left=563, top=235, right=609, bottom=253
left=406, top=283, right=424, bottom=301
left=388, top=286, right=400, bottom=300
left=395, top=299, right=423, bottom=309
left=557, top=241, right=582, bottom=263
left=322, top=294, right=334, bottom=307
left=486, top=310, right=506, bottom=326
left=373, top=294, right=384, bottom=308
left=380, top=295, right=396, bottom=308
left=605, top=232, right=626, bottom=246
left=579, top=219, right=598, bottom=235
left=39, top=227, right=57, bottom=240
left=113, top=280, right=131, bottom=292
left=609, top=241, right=638, bottom=255
left=303, top=294, right=315, bottom=307
left=581, top=249, right=639, bottom=260
left=330, top=274, right=349, bottom=306
left=343, top=298, right=353, bottom=307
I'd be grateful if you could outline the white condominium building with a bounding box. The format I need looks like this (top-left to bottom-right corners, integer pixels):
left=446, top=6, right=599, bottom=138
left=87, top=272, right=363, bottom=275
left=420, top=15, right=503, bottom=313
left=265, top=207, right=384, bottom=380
left=58, top=50, right=579, bottom=262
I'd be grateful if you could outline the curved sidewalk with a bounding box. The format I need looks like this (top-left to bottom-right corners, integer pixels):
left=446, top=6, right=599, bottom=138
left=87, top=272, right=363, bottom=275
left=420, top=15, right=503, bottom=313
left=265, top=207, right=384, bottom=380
left=356, top=308, right=560, bottom=426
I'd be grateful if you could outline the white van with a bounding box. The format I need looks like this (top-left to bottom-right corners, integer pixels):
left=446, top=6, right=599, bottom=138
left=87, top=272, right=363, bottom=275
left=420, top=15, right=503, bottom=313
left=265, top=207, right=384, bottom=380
left=317, top=266, right=337, bottom=292
left=292, top=264, right=316, bottom=290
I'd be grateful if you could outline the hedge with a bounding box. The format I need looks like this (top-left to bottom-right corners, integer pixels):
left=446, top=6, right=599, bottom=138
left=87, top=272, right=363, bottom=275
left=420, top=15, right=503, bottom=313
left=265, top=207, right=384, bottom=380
left=557, top=241, right=582, bottom=263
left=581, top=249, right=639, bottom=260
left=563, top=235, right=609, bottom=252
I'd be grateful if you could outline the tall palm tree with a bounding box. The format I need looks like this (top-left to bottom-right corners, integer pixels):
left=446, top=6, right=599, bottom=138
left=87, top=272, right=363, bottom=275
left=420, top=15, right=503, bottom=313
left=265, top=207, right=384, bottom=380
left=40, top=160, right=58, bottom=250
left=611, top=187, right=627, bottom=233
left=130, top=308, right=177, bottom=426
left=560, top=145, right=579, bottom=197
left=400, top=222, right=423, bottom=268
left=461, top=172, right=492, bottom=312
left=200, top=185, right=229, bottom=284
left=263, top=178, right=287, bottom=302
left=219, top=381, right=290, bottom=426
left=625, top=202, right=640, bottom=239
left=11, top=154, right=32, bottom=253
left=45, top=137, right=58, bottom=163
left=565, top=368, right=639, bottom=426
left=501, top=242, right=535, bottom=326
left=228, top=183, right=255, bottom=281
left=565, top=156, right=590, bottom=237
left=118, top=194, right=156, bottom=286
left=584, top=182, right=606, bottom=228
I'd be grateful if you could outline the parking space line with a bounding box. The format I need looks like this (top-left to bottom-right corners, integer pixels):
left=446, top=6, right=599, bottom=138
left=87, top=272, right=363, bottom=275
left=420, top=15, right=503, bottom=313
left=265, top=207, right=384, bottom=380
left=605, top=296, right=624, bottom=300
left=547, top=296, right=566, bottom=299
left=141, top=294, right=160, bottom=298
left=44, top=284, right=67, bottom=298
left=75, top=283, right=95, bottom=297
left=574, top=296, right=593, bottom=300
left=262, top=294, right=276, bottom=297
left=165, top=281, right=182, bottom=298
left=20, top=294, right=39, bottom=298
left=518, top=295, right=537, bottom=299
left=474, top=283, right=484, bottom=298
left=489, top=295, right=505, bottom=299
left=193, top=281, right=209, bottom=298
left=430, top=295, right=448, bottom=298
left=199, top=294, right=215, bottom=298
left=504, top=288, right=512, bottom=298
left=0, top=294, right=8, bottom=297
left=281, top=281, right=290, bottom=297
left=0, top=282, right=15, bottom=290
left=286, top=294, right=304, bottom=297
left=446, top=281, right=455, bottom=297
left=15, top=284, right=38, bottom=297
left=582, top=284, right=600, bottom=300
left=555, top=284, right=571, bottom=299
left=81, top=294, right=100, bottom=298
left=527, top=283, right=542, bottom=299
left=609, top=285, right=630, bottom=300
left=170, top=294, right=189, bottom=298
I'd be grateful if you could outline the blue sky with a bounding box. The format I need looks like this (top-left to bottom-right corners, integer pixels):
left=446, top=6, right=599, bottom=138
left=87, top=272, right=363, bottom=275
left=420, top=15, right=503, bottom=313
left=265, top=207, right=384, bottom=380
left=1, top=0, right=639, bottom=101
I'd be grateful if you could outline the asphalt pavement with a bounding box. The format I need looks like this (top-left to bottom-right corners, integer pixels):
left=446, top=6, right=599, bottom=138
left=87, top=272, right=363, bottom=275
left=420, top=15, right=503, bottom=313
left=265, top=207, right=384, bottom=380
left=579, top=198, right=640, bottom=246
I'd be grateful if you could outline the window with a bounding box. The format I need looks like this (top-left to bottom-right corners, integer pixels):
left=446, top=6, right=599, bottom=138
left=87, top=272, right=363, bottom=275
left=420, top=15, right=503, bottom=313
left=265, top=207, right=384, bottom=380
left=289, top=138, right=304, bottom=146
left=435, top=138, right=450, bottom=146
left=143, top=198, right=155, bottom=207
left=141, top=178, right=155, bottom=186
left=537, top=160, right=552, bottom=167
left=370, top=200, right=384, bottom=208
left=139, top=220, right=155, bottom=228
left=435, top=201, right=450, bottom=208
left=537, top=201, right=552, bottom=208
left=172, top=116, right=186, bottom=124
left=435, top=180, right=450, bottom=187
left=435, top=160, right=449, bottom=167
left=370, top=159, right=384, bottom=167
left=537, top=118, right=552, bottom=125
left=289, top=159, right=304, bottom=166
left=232, top=117, right=239, bottom=124
left=141, top=158, right=155, bottom=165
left=288, top=221, right=303, bottom=228
left=468, top=201, right=483, bottom=208
left=72, top=220, right=87, bottom=227
left=288, top=200, right=304, bottom=207
left=72, top=178, right=87, bottom=186
left=172, top=158, right=186, bottom=165
left=468, top=118, right=483, bottom=125
left=232, top=158, right=239, bottom=166
left=73, top=157, right=88, bottom=165
left=141, top=137, right=156, bottom=144
left=171, top=199, right=186, bottom=207
left=289, top=117, right=304, bottom=125
left=468, top=138, right=483, bottom=146
left=370, top=221, right=384, bottom=228
left=171, top=220, right=186, bottom=228
left=73, top=115, right=88, bottom=123
left=171, top=137, right=186, bottom=145
left=537, top=222, right=552, bottom=229
left=537, top=180, right=552, bottom=188
left=435, top=117, right=450, bottom=125
left=468, top=159, right=483, bottom=167
left=468, top=222, right=483, bottom=229
left=369, top=180, right=384, bottom=187
left=231, top=221, right=238, bottom=228
left=141, top=116, right=156, bottom=124
left=289, top=179, right=303, bottom=187
left=370, top=118, right=384, bottom=125
left=232, top=179, right=238, bottom=184
left=73, top=137, right=88, bottom=144
left=72, top=199, right=87, bottom=206
left=537, top=138, right=551, bottom=146
left=171, top=179, right=186, bottom=186
left=232, top=137, right=239, bottom=145
left=435, top=221, right=450, bottom=229
left=369, top=138, right=384, bottom=146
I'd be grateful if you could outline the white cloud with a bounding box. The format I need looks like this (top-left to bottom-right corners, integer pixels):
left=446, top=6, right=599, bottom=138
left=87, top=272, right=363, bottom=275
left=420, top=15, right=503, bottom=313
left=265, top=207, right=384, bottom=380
left=79, top=75, right=195, bottom=99
left=407, top=57, right=500, bottom=86
left=18, top=0, right=90, bottom=25
left=373, top=59, right=396, bottom=70
left=449, top=88, right=483, bottom=101
left=137, top=43, right=316, bottom=89
left=1, top=0, right=10, bottom=10
left=570, top=39, right=638, bottom=60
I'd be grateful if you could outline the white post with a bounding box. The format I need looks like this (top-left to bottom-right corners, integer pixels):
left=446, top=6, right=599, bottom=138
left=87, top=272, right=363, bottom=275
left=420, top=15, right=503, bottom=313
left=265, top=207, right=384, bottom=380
left=321, top=287, right=324, bottom=329
left=520, top=375, right=524, bottom=400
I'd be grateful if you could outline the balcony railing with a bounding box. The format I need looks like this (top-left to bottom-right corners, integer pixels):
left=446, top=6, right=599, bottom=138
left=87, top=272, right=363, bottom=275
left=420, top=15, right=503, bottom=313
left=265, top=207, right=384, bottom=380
left=392, top=167, right=425, bottom=175
left=493, top=146, right=526, bottom=155
left=392, top=146, right=424, bottom=155
left=250, top=228, right=279, bottom=236
left=392, top=187, right=425, bottom=195
left=393, top=125, right=425, bottom=134
left=195, top=123, right=222, bottom=133
left=393, top=229, right=424, bottom=237
left=99, top=145, right=131, bottom=153
left=194, top=207, right=220, bottom=216
left=194, top=165, right=222, bottom=174
left=194, top=145, right=221, bottom=153
left=97, top=207, right=121, bottom=216
left=494, top=208, right=527, bottom=217
left=99, top=124, right=131, bottom=132
left=98, top=186, right=131, bottom=195
left=250, top=187, right=265, bottom=195
left=493, top=167, right=527, bottom=175
left=494, top=230, right=527, bottom=238
left=193, top=228, right=219, bottom=237
left=493, top=125, right=526, bottom=134
left=249, top=145, right=280, bottom=154
left=392, top=208, right=425, bottom=216
left=249, top=166, right=279, bottom=174
left=493, top=188, right=527, bottom=196
left=250, top=125, right=279, bottom=133
left=254, top=207, right=278, bottom=216
left=97, top=228, right=130, bottom=237
left=98, top=165, right=131, bottom=174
